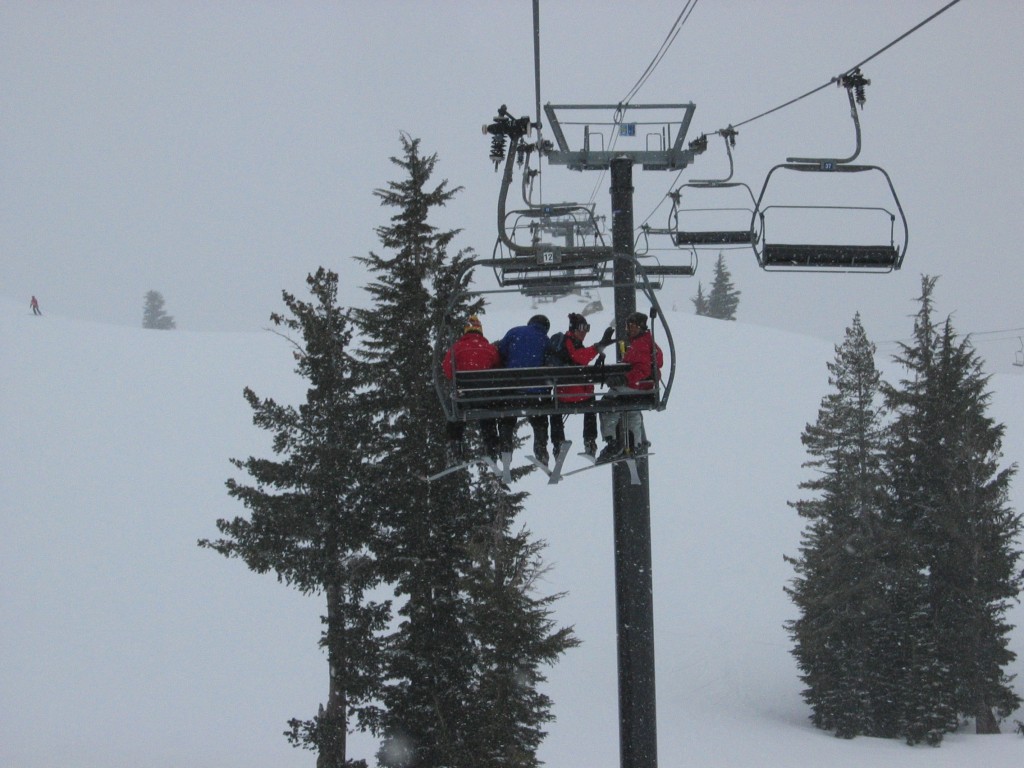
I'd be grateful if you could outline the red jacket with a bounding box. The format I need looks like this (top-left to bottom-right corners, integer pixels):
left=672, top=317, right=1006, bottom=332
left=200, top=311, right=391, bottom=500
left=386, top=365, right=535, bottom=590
left=557, top=333, right=601, bottom=402
left=443, top=331, right=501, bottom=379
left=623, top=330, right=663, bottom=390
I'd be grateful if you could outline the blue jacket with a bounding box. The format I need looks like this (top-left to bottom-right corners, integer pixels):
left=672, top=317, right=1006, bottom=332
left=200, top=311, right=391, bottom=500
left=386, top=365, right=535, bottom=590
left=497, top=320, right=549, bottom=368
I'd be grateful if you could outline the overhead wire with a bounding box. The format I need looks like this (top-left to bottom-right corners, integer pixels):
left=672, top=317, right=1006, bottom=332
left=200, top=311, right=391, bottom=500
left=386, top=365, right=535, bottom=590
left=876, top=326, right=1024, bottom=348
left=585, top=0, right=702, bottom=207
left=729, top=0, right=964, bottom=132
left=619, top=0, right=701, bottom=109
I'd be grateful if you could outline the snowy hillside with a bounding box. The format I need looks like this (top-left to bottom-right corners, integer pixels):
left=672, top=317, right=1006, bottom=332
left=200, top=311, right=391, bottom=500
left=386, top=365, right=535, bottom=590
left=2, top=296, right=1022, bottom=768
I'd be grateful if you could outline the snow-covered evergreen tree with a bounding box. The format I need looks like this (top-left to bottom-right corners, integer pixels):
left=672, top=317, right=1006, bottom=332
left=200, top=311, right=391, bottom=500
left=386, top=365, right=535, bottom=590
left=201, top=268, right=387, bottom=768
left=691, top=282, right=709, bottom=316
left=350, top=135, right=576, bottom=768
left=883, top=275, right=1022, bottom=741
left=705, top=254, right=740, bottom=320
left=786, top=313, right=894, bottom=738
left=142, top=289, right=176, bottom=329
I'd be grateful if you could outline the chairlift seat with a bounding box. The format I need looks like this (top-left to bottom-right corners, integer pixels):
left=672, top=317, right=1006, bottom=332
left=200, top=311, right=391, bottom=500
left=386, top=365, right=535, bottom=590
left=673, top=230, right=753, bottom=247
left=761, top=243, right=899, bottom=269
left=450, top=363, right=659, bottom=421
left=638, top=264, right=696, bottom=278
left=500, top=271, right=609, bottom=295
left=500, top=270, right=605, bottom=287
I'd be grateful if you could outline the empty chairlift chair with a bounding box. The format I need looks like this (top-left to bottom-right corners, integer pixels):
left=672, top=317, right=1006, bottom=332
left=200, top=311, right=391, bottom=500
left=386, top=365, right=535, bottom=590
left=671, top=129, right=758, bottom=250
left=751, top=69, right=908, bottom=272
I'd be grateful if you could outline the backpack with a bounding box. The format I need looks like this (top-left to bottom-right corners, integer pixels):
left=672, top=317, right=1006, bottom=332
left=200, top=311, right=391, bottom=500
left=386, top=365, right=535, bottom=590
left=544, top=332, right=571, bottom=366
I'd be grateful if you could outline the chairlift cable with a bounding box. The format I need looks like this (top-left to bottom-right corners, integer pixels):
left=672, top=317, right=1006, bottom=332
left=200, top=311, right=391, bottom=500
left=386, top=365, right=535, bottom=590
left=585, top=0, right=701, bottom=208
left=533, top=0, right=544, bottom=204
left=618, top=0, right=700, bottom=108
left=635, top=0, right=965, bottom=250
left=965, top=326, right=1024, bottom=337
left=876, top=325, right=1024, bottom=348
left=728, top=0, right=964, bottom=131
left=839, top=0, right=964, bottom=81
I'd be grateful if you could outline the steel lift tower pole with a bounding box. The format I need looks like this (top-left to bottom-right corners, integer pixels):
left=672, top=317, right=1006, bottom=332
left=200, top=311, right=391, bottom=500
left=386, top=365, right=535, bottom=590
left=537, top=102, right=700, bottom=768
left=609, top=155, right=657, bottom=768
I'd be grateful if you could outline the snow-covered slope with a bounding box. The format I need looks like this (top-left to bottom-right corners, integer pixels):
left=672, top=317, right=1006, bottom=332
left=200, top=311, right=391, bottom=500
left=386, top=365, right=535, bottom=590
left=2, top=297, right=1022, bottom=767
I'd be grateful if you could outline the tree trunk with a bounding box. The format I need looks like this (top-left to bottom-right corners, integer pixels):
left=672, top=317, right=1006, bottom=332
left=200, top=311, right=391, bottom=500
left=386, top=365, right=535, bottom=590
left=318, top=584, right=348, bottom=767
left=975, top=701, right=1000, bottom=734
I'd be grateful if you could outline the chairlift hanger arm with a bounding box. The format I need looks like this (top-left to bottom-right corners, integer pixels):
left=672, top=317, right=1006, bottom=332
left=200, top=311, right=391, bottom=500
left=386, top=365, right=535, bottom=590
left=488, top=106, right=623, bottom=285
left=688, top=129, right=740, bottom=185
left=787, top=73, right=866, bottom=166
left=669, top=132, right=758, bottom=249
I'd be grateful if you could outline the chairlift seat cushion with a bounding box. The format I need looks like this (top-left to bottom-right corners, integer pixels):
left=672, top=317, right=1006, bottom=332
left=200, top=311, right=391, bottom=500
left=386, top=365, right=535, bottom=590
left=638, top=265, right=696, bottom=277
left=673, top=230, right=753, bottom=246
left=762, top=243, right=898, bottom=268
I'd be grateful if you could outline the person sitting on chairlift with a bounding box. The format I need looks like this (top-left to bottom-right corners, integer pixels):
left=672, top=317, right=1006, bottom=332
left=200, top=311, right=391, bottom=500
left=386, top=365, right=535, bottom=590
left=597, top=311, right=663, bottom=463
left=545, top=312, right=615, bottom=459
left=443, top=315, right=501, bottom=463
left=495, top=314, right=552, bottom=464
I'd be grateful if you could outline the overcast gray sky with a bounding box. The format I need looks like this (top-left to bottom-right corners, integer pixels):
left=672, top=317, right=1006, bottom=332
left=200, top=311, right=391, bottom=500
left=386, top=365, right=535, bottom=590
left=3, top=1, right=1022, bottom=369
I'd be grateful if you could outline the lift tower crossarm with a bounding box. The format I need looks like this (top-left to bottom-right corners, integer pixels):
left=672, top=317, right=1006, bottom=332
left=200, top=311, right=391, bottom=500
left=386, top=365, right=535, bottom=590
left=544, top=103, right=701, bottom=171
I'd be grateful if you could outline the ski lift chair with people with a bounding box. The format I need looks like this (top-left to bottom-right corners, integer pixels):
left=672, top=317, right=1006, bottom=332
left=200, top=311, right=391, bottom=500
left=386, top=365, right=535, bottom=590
left=433, top=260, right=672, bottom=428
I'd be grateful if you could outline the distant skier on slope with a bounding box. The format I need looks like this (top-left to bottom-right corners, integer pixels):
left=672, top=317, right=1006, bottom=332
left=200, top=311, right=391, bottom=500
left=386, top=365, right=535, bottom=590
left=30, top=295, right=42, bottom=316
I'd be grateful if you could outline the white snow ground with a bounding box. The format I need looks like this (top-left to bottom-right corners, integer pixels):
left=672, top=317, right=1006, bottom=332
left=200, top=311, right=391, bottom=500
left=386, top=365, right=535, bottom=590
left=3, top=295, right=1022, bottom=767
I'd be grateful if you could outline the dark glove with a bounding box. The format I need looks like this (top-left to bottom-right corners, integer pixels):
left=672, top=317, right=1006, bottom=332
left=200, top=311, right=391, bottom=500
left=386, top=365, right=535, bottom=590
left=607, top=373, right=627, bottom=388
left=593, top=326, right=615, bottom=351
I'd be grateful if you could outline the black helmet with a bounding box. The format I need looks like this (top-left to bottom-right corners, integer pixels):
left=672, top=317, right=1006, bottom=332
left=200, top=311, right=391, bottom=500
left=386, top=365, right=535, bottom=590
left=568, top=312, right=590, bottom=332
left=529, top=314, right=550, bottom=332
left=626, top=311, right=648, bottom=330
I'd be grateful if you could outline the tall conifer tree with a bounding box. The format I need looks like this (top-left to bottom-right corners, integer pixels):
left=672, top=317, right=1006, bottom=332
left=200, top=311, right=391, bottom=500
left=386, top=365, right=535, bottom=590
left=786, top=313, right=895, bottom=737
left=351, top=135, right=576, bottom=767
left=457, top=480, right=580, bottom=766
left=883, top=275, right=1022, bottom=741
left=201, top=268, right=388, bottom=768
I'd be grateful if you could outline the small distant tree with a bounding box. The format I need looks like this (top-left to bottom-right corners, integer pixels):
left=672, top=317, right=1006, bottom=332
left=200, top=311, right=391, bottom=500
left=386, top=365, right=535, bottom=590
left=691, top=282, right=709, bottom=316
left=705, top=254, right=740, bottom=320
left=142, top=290, right=176, bottom=329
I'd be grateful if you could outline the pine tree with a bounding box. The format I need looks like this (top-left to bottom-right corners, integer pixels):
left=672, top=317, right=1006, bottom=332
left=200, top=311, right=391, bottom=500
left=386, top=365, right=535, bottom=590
left=882, top=275, right=1022, bottom=741
left=457, top=480, right=580, bottom=767
left=691, top=282, right=709, bottom=316
left=785, top=313, right=896, bottom=738
left=142, top=289, right=176, bottom=329
left=350, top=135, right=576, bottom=767
left=200, top=268, right=387, bottom=768
left=705, top=253, right=740, bottom=320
